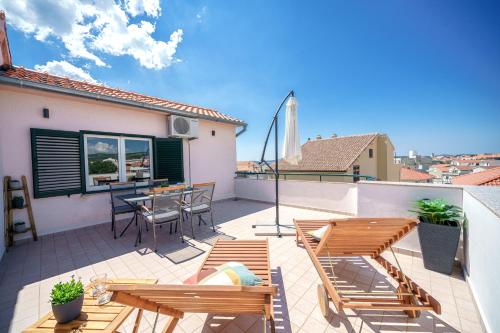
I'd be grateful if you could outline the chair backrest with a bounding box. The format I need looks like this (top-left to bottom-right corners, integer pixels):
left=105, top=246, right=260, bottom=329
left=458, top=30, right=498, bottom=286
left=109, top=182, right=137, bottom=209
left=151, top=185, right=185, bottom=222
left=189, top=182, right=215, bottom=209
left=148, top=178, right=169, bottom=190
left=314, top=217, right=417, bottom=258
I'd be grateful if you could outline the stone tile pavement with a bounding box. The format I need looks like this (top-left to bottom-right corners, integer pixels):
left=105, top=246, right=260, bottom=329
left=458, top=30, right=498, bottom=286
left=0, top=199, right=485, bottom=332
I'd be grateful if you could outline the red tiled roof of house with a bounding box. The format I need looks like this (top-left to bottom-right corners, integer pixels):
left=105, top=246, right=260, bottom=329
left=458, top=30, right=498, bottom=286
left=431, top=164, right=450, bottom=171
left=400, top=167, right=434, bottom=181
left=278, top=133, right=378, bottom=172
left=0, top=66, right=245, bottom=125
left=452, top=167, right=500, bottom=186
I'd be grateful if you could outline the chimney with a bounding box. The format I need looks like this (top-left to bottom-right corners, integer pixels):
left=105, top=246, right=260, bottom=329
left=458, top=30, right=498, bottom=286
left=316, top=134, right=322, bottom=140
left=331, top=133, right=337, bottom=138
left=0, top=11, right=13, bottom=70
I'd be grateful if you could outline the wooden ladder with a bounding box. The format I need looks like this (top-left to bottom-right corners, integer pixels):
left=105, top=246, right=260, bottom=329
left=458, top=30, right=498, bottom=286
left=3, top=175, right=38, bottom=249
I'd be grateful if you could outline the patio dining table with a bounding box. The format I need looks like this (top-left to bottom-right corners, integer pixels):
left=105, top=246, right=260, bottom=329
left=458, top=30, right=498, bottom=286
left=117, top=189, right=201, bottom=246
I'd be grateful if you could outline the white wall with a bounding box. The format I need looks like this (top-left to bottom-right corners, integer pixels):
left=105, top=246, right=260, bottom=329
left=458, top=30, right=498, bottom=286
left=0, top=137, right=4, bottom=259
left=0, top=85, right=238, bottom=237
left=235, top=178, right=358, bottom=215
left=235, top=178, right=465, bottom=253
left=357, top=181, right=463, bottom=252
left=462, top=190, right=500, bottom=333
left=186, top=120, right=237, bottom=200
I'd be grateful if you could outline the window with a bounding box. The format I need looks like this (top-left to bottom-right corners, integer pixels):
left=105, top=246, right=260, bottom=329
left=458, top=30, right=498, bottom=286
left=31, top=128, right=184, bottom=196
left=369, top=148, right=373, bottom=158
left=353, top=165, right=360, bottom=182
left=83, top=134, right=153, bottom=191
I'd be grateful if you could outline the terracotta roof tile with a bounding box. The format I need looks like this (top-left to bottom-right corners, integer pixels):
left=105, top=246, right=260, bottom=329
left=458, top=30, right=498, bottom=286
left=278, top=133, right=378, bottom=172
left=452, top=167, right=500, bottom=186
left=400, top=167, right=434, bottom=181
left=0, top=66, right=244, bottom=125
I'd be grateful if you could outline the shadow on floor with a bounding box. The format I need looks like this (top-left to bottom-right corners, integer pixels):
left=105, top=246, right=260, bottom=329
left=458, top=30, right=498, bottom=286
left=319, top=256, right=461, bottom=333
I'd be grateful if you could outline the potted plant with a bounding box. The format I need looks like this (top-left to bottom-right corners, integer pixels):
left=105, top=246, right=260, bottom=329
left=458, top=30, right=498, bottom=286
left=12, top=195, right=24, bottom=209
left=410, top=198, right=462, bottom=275
left=50, top=278, right=84, bottom=324
left=9, top=179, right=21, bottom=190
left=14, top=221, right=26, bottom=233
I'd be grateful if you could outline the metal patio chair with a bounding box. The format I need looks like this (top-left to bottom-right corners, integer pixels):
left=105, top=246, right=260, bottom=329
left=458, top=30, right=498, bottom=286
left=110, top=182, right=138, bottom=239
left=182, top=182, right=215, bottom=239
left=140, top=185, right=185, bottom=252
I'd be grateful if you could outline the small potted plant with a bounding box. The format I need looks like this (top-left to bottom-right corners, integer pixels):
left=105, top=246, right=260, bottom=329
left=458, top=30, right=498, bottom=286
left=14, top=221, right=26, bottom=233
left=12, top=195, right=24, bottom=209
left=50, top=277, right=84, bottom=324
left=410, top=199, right=462, bottom=275
left=9, top=179, right=21, bottom=190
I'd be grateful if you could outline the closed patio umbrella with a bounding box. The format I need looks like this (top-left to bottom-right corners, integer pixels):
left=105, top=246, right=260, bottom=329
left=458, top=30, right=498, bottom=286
left=282, top=96, right=301, bottom=165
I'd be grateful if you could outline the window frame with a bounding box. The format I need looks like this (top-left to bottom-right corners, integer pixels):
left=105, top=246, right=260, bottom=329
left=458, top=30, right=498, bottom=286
left=369, top=148, right=373, bottom=158
left=82, top=133, right=153, bottom=192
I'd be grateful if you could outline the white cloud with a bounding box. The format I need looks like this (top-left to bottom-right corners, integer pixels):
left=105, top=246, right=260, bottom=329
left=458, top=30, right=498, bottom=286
left=94, top=142, right=116, bottom=153
left=126, top=0, right=161, bottom=18
left=0, top=0, right=183, bottom=70
left=196, top=6, right=208, bottom=22
left=35, top=60, right=97, bottom=83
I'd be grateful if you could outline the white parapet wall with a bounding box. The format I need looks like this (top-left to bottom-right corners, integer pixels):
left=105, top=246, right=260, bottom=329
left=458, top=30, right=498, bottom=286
left=234, top=178, right=358, bottom=215
left=462, top=188, right=500, bottom=333
left=357, top=181, right=463, bottom=253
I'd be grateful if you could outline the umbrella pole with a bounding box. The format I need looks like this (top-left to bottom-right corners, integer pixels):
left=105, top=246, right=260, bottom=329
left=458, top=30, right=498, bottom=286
left=252, top=90, right=296, bottom=237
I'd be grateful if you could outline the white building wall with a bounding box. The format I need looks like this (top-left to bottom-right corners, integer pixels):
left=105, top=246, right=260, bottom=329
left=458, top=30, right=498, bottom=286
left=235, top=178, right=358, bottom=215
left=0, top=138, right=4, bottom=259
left=462, top=190, right=500, bottom=333
left=0, top=85, right=238, bottom=239
left=357, top=181, right=463, bottom=253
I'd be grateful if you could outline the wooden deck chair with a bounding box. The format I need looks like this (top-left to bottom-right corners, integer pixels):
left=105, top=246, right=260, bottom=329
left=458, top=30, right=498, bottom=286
left=294, top=218, right=441, bottom=318
left=108, top=240, right=277, bottom=332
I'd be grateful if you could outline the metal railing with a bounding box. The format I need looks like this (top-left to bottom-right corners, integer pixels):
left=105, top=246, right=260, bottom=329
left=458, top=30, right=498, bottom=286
left=235, top=171, right=376, bottom=182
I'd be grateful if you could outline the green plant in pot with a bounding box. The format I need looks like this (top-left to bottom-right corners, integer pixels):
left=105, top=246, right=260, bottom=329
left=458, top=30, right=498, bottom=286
left=50, top=277, right=84, bottom=323
left=410, top=199, right=462, bottom=275
left=12, top=195, right=24, bottom=209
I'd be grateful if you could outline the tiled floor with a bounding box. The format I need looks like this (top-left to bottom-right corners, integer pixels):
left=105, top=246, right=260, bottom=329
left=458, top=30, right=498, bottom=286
left=0, top=199, right=484, bottom=332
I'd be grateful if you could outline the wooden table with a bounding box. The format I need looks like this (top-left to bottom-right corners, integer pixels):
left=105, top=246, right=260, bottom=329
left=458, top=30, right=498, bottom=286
left=23, top=279, right=157, bottom=333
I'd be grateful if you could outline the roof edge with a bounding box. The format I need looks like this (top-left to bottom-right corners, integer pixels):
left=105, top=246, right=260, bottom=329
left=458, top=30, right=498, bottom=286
left=343, top=134, right=378, bottom=169
left=0, top=75, right=247, bottom=126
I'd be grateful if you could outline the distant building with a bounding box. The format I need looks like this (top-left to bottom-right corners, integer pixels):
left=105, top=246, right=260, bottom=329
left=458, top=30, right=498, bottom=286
left=400, top=167, right=433, bottom=183
left=452, top=167, right=500, bottom=186
left=237, top=161, right=262, bottom=172
left=394, top=150, right=433, bottom=171
left=278, top=133, right=400, bottom=182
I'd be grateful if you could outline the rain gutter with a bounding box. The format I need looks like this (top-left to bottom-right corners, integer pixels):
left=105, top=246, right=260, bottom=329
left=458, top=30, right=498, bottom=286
left=0, top=75, right=247, bottom=127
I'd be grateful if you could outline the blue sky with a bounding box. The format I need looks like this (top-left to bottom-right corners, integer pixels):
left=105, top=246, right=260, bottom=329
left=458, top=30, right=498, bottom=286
left=3, top=0, right=500, bottom=160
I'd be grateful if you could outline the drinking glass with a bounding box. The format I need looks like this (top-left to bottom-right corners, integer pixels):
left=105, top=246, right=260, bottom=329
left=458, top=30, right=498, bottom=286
left=90, top=274, right=111, bottom=305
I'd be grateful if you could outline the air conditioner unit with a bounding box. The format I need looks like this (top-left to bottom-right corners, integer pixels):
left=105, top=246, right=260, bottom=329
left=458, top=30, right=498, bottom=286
left=168, top=115, right=199, bottom=138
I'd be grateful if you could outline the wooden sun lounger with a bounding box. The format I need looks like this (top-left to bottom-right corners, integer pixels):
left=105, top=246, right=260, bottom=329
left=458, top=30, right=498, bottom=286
left=294, top=218, right=441, bottom=318
left=108, top=240, right=277, bottom=332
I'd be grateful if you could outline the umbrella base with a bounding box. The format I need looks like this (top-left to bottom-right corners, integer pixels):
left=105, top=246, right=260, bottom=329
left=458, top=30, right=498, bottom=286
left=252, top=222, right=296, bottom=237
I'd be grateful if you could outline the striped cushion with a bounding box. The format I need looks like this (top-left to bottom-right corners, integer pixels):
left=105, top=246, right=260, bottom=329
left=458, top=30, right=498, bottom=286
left=193, top=262, right=263, bottom=286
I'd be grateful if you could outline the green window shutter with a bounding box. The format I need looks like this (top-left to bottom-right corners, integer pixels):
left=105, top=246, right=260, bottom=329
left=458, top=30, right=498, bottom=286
left=154, top=138, right=184, bottom=184
left=31, top=128, right=83, bottom=198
